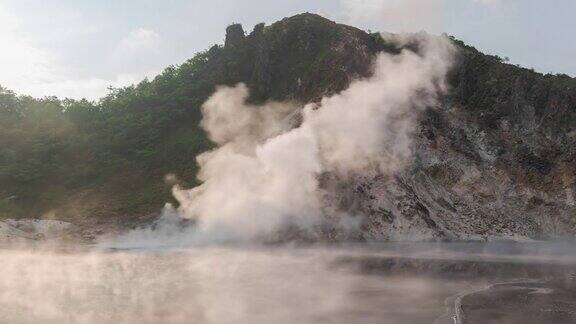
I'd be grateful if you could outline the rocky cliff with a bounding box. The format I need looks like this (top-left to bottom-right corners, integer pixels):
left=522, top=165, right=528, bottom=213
left=363, top=40, right=576, bottom=240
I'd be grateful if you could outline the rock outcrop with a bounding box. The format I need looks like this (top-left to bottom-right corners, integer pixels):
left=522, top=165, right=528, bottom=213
left=345, top=42, right=576, bottom=241
left=0, top=219, right=78, bottom=243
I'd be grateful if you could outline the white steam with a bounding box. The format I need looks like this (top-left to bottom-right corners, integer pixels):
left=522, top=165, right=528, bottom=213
left=114, top=32, right=456, bottom=246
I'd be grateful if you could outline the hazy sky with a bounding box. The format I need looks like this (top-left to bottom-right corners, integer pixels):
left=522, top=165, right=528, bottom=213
left=0, top=0, right=574, bottom=100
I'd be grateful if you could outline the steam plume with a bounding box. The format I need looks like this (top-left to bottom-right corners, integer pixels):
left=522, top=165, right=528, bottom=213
left=115, top=32, right=457, bottom=246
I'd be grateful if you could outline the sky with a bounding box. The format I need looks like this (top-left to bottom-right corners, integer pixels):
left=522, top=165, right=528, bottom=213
left=0, top=0, right=574, bottom=100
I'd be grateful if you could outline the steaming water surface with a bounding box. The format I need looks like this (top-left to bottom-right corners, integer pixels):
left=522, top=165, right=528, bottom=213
left=0, top=243, right=574, bottom=324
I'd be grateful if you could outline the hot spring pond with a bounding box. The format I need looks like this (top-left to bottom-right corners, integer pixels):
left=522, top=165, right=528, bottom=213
left=0, top=242, right=575, bottom=324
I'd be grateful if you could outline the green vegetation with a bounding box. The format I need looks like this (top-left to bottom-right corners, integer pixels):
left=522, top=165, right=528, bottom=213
left=0, top=72, right=210, bottom=221
left=0, top=45, right=245, bottom=221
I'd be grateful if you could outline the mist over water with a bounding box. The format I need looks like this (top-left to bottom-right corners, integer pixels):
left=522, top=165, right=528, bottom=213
left=1, top=242, right=575, bottom=324
left=0, top=246, right=441, bottom=324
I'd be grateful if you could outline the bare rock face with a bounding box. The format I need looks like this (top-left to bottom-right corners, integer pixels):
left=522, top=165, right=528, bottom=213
left=0, top=219, right=78, bottom=243
left=292, top=18, right=576, bottom=241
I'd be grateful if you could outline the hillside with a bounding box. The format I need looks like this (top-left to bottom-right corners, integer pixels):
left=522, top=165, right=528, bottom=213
left=1, top=13, right=575, bottom=239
